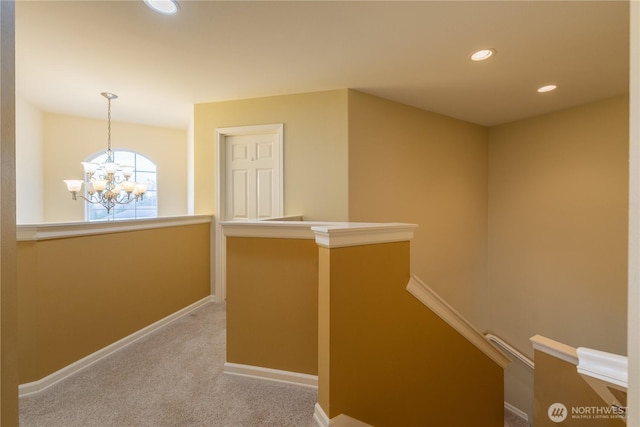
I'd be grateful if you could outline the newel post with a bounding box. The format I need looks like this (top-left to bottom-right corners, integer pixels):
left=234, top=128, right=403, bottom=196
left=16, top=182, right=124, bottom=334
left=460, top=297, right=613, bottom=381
left=312, top=223, right=417, bottom=425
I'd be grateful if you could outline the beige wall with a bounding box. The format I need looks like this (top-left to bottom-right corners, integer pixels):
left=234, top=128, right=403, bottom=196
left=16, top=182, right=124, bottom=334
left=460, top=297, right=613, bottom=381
left=347, top=91, right=629, bottom=418
left=628, top=3, right=639, bottom=423
left=489, top=96, right=629, bottom=417
left=489, top=95, right=628, bottom=355
left=226, top=237, right=318, bottom=374
left=319, top=241, right=503, bottom=426
left=193, top=90, right=349, bottom=221
left=42, top=112, right=188, bottom=223
left=347, top=90, right=490, bottom=329
left=17, top=223, right=211, bottom=383
left=0, top=1, right=18, bottom=423
left=16, top=95, right=43, bottom=223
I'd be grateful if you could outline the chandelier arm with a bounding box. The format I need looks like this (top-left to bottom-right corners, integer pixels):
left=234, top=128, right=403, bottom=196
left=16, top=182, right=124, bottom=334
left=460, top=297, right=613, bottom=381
left=113, top=196, right=137, bottom=205
left=77, top=192, right=140, bottom=205
left=74, top=195, right=108, bottom=205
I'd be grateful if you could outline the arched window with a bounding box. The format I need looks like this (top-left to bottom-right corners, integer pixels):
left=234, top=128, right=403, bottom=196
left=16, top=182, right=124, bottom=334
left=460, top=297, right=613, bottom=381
left=85, top=150, right=158, bottom=221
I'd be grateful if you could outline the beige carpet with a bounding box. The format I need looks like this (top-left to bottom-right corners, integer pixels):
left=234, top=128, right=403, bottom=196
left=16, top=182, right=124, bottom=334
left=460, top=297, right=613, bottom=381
left=504, top=408, right=529, bottom=427
left=19, top=302, right=317, bottom=427
left=20, top=301, right=529, bottom=427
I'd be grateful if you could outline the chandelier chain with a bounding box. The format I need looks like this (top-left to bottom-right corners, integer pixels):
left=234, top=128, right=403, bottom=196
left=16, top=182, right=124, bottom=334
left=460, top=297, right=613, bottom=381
left=107, top=96, right=112, bottom=158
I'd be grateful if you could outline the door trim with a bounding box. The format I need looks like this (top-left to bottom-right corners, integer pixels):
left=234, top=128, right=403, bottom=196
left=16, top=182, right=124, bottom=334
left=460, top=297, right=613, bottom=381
left=214, top=124, right=284, bottom=300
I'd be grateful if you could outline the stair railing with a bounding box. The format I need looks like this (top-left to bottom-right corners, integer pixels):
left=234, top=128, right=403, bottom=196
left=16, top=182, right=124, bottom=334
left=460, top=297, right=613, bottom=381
left=485, top=333, right=534, bottom=370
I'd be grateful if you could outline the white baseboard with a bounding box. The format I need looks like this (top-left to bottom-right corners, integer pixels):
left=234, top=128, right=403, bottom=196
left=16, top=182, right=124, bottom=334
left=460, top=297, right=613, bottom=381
left=505, top=401, right=529, bottom=424
left=19, top=295, right=215, bottom=397
left=223, top=362, right=318, bottom=388
left=312, top=404, right=373, bottom=427
left=313, top=403, right=330, bottom=427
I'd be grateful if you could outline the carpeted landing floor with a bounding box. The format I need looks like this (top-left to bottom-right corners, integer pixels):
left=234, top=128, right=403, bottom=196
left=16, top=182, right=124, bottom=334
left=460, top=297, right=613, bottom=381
left=20, top=302, right=528, bottom=427
left=19, top=302, right=317, bottom=427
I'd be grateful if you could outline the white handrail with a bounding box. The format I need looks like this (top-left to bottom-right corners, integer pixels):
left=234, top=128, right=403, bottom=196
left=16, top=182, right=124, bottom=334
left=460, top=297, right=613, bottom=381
left=485, top=334, right=534, bottom=370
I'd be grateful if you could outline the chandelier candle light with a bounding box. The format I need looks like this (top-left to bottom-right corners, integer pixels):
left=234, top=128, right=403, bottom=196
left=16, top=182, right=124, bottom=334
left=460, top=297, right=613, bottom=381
left=64, top=92, right=146, bottom=214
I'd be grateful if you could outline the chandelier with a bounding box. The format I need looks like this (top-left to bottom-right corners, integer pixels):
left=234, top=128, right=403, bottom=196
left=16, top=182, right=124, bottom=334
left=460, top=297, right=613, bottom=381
left=64, top=92, right=147, bottom=214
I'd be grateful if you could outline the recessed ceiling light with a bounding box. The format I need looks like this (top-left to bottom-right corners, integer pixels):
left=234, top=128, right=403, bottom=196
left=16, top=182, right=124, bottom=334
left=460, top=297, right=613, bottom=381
left=537, top=84, right=557, bottom=93
left=470, top=49, right=496, bottom=62
left=144, top=0, right=179, bottom=15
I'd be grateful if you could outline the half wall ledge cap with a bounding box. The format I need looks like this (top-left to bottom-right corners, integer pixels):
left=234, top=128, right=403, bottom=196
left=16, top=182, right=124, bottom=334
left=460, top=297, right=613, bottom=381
left=312, top=223, right=417, bottom=248
left=17, top=215, right=213, bottom=241
left=530, top=334, right=579, bottom=365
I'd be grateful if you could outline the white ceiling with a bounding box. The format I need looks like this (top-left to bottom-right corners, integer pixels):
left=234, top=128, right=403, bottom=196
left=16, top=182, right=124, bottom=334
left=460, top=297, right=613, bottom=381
left=15, top=0, right=629, bottom=129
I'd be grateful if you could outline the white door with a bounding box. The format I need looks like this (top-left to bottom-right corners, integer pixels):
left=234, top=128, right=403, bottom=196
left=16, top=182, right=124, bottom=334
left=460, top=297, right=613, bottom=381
left=226, top=132, right=280, bottom=220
